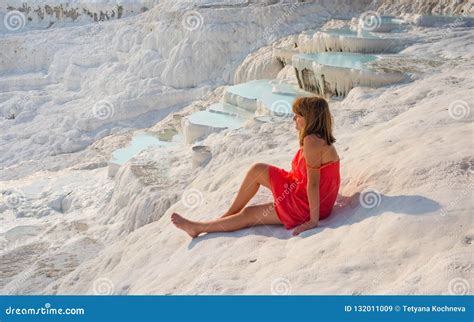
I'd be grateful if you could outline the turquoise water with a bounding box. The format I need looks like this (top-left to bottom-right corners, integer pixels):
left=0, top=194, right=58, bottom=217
left=381, top=17, right=404, bottom=24
left=261, top=84, right=312, bottom=116
left=188, top=80, right=311, bottom=127
left=226, top=79, right=273, bottom=99
left=226, top=80, right=310, bottom=116
left=111, top=131, right=171, bottom=165
left=187, top=110, right=245, bottom=129
left=294, top=52, right=378, bottom=71
left=208, top=102, right=254, bottom=119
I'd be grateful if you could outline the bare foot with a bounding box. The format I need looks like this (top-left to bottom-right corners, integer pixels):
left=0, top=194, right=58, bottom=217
left=171, top=213, right=201, bottom=238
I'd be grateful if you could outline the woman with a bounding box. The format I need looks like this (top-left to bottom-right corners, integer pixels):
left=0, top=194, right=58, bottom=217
left=172, top=96, right=340, bottom=238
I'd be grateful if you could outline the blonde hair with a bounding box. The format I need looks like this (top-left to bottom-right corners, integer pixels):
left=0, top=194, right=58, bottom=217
left=292, top=96, right=336, bottom=146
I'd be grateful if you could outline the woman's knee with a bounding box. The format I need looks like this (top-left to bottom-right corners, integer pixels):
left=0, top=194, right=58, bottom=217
left=238, top=206, right=258, bottom=225
left=249, top=163, right=270, bottom=187
left=249, top=163, right=270, bottom=179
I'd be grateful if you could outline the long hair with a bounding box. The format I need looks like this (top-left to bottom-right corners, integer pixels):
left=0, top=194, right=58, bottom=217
left=292, top=96, right=336, bottom=146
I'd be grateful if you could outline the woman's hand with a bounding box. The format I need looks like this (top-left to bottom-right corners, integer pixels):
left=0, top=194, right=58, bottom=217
left=292, top=220, right=319, bottom=236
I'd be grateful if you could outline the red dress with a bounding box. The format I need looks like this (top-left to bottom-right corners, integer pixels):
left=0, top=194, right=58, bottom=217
left=268, top=147, right=340, bottom=229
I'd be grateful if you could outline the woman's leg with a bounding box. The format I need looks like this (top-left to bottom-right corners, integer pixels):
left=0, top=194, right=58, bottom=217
left=172, top=202, right=281, bottom=238
left=221, top=163, right=272, bottom=218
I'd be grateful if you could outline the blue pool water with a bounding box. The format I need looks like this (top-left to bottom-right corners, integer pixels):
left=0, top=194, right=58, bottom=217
left=186, top=80, right=312, bottom=134
left=226, top=80, right=310, bottom=116
left=187, top=110, right=246, bottom=129
left=208, top=102, right=254, bottom=119
left=111, top=131, right=172, bottom=166
left=226, top=79, right=273, bottom=99
left=262, top=83, right=312, bottom=116
left=381, top=17, right=405, bottom=24
left=294, top=52, right=378, bottom=70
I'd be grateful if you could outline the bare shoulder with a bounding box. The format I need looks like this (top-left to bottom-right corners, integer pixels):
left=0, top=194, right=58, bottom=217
left=302, top=135, right=324, bottom=161
left=303, top=134, right=325, bottom=150
left=304, top=134, right=339, bottom=163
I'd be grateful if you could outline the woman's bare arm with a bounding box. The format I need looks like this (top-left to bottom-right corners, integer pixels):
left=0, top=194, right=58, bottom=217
left=292, top=136, right=322, bottom=236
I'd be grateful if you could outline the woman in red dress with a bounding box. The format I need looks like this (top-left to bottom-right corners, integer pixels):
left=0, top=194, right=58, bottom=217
left=172, top=96, right=340, bottom=237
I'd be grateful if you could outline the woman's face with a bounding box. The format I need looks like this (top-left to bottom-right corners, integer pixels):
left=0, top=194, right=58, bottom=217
left=293, top=113, right=305, bottom=131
